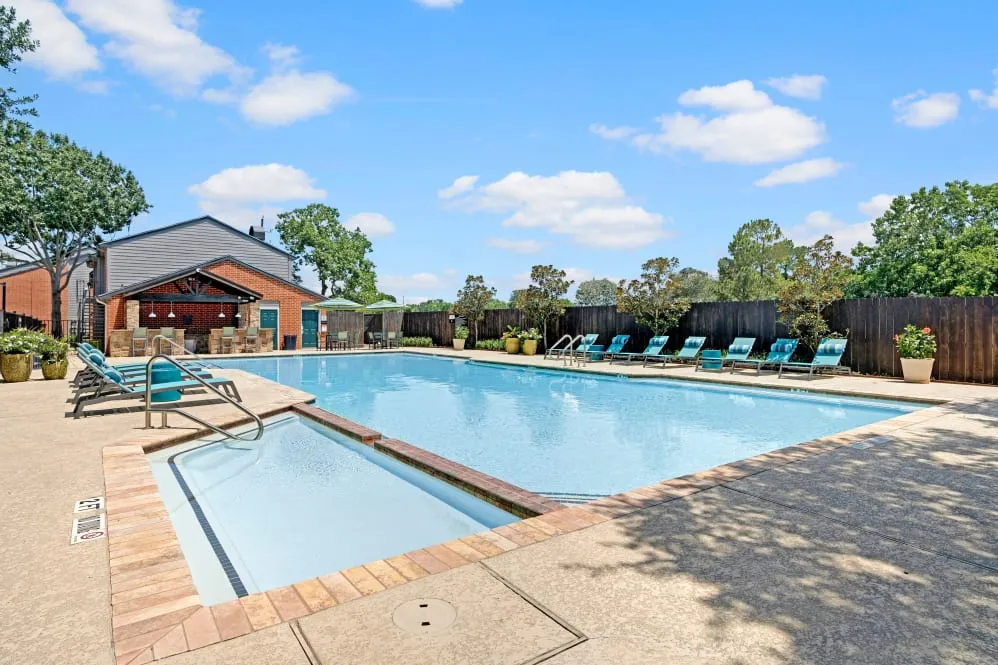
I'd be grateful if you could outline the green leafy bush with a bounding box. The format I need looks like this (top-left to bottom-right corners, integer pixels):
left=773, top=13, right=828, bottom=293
left=38, top=336, right=70, bottom=364
left=475, top=338, right=505, bottom=351
left=894, top=324, right=936, bottom=359
left=518, top=327, right=542, bottom=341
left=400, top=336, right=433, bottom=347
left=454, top=325, right=470, bottom=340
left=0, top=329, right=47, bottom=355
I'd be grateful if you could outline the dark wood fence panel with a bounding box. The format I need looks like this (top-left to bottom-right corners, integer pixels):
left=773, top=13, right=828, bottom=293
left=323, top=311, right=365, bottom=346
left=401, top=297, right=998, bottom=383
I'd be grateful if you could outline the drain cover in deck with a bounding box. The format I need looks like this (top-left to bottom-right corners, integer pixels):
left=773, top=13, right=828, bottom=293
left=392, top=598, right=456, bottom=634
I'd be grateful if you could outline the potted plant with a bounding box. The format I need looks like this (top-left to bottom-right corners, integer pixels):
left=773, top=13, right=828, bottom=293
left=502, top=325, right=521, bottom=354
left=453, top=325, right=469, bottom=350
left=39, top=336, right=71, bottom=380
left=894, top=324, right=936, bottom=383
left=0, top=329, right=45, bottom=383
left=520, top=328, right=541, bottom=356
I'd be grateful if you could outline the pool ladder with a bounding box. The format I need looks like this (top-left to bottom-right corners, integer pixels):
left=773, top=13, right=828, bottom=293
left=143, top=338, right=264, bottom=442
left=545, top=333, right=586, bottom=366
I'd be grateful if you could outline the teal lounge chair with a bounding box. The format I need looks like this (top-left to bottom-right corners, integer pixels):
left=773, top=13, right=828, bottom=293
left=588, top=335, right=629, bottom=362
left=736, top=338, right=798, bottom=374
left=610, top=335, right=668, bottom=364
left=74, top=351, right=213, bottom=392
left=648, top=336, right=706, bottom=367
left=695, top=349, right=723, bottom=371
left=778, top=338, right=851, bottom=379
left=721, top=337, right=756, bottom=371
left=73, top=365, right=240, bottom=418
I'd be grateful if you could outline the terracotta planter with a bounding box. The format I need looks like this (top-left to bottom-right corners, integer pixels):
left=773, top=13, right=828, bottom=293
left=505, top=337, right=520, bottom=354
left=42, top=359, right=69, bottom=380
left=522, top=339, right=538, bottom=356
left=0, top=353, right=33, bottom=383
left=453, top=339, right=466, bottom=350
left=900, top=357, right=934, bottom=383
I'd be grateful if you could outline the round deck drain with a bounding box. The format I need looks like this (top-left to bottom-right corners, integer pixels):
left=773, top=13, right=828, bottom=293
left=392, top=598, right=456, bottom=634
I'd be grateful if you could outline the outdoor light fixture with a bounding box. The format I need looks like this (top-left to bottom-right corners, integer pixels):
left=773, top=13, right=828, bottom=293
left=218, top=301, right=225, bottom=319
left=148, top=302, right=157, bottom=319
left=167, top=301, right=176, bottom=318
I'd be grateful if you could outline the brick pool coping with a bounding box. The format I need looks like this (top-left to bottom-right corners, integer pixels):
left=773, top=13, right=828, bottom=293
left=101, top=397, right=971, bottom=664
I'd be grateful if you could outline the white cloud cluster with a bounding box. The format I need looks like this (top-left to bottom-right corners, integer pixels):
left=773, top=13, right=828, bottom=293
left=413, top=0, right=463, bottom=7
left=588, top=123, right=639, bottom=140
left=787, top=193, right=894, bottom=252
left=188, top=164, right=326, bottom=228
left=598, top=79, right=827, bottom=164
left=754, top=157, right=845, bottom=187
left=438, top=175, right=479, bottom=200
left=240, top=70, right=354, bottom=126
left=446, top=170, right=670, bottom=249
left=764, top=74, right=827, bottom=100
left=969, top=66, right=998, bottom=109
left=10, top=0, right=101, bottom=79
left=892, top=91, right=960, bottom=128
left=345, top=212, right=396, bottom=238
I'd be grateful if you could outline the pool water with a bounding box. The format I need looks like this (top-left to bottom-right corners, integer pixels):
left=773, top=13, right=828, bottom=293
left=214, top=353, right=924, bottom=501
left=147, top=415, right=517, bottom=604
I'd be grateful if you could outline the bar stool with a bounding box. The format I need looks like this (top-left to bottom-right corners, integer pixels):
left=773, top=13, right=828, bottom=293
left=131, top=327, right=148, bottom=357
left=221, top=326, right=236, bottom=353
left=244, top=326, right=259, bottom=352
left=157, top=327, right=175, bottom=355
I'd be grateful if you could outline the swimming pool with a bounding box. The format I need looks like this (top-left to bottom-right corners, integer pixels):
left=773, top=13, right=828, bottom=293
left=214, top=353, right=924, bottom=501
left=148, top=415, right=517, bottom=604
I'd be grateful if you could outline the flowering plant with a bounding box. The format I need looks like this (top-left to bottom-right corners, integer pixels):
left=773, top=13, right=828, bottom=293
left=894, top=324, right=936, bottom=359
left=0, top=329, right=47, bottom=355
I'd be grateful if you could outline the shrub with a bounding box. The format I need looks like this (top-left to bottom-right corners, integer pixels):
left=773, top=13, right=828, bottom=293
left=400, top=336, right=433, bottom=347
left=454, top=325, right=470, bottom=340
left=0, top=329, right=47, bottom=355
left=475, top=338, right=505, bottom=351
left=38, top=336, right=70, bottom=364
left=894, top=324, right=936, bottom=359
left=518, top=327, right=542, bottom=341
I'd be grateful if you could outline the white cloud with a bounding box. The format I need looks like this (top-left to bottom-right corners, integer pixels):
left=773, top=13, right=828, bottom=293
left=438, top=175, right=479, bottom=199
left=623, top=80, right=826, bottom=164
left=764, top=74, right=827, bottom=100
left=65, top=0, right=248, bottom=95
left=78, top=79, right=111, bottom=94
left=588, top=123, right=638, bottom=140
left=240, top=70, right=354, bottom=126
left=857, top=194, right=894, bottom=219
left=969, top=66, right=998, bottom=109
left=753, top=157, right=845, bottom=187
left=345, top=212, right=396, bottom=237
left=487, top=238, right=546, bottom=254
left=413, top=0, right=463, bottom=7
left=892, top=91, right=960, bottom=128
left=189, top=164, right=325, bottom=227
left=10, top=0, right=100, bottom=78
left=788, top=194, right=895, bottom=252
left=377, top=272, right=452, bottom=300
left=262, top=42, right=301, bottom=70
left=453, top=170, right=670, bottom=249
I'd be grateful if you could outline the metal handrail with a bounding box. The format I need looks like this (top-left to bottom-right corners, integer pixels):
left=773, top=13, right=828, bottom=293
left=143, top=353, right=264, bottom=442
left=544, top=334, right=575, bottom=360
left=150, top=334, right=220, bottom=370
left=564, top=334, right=586, bottom=366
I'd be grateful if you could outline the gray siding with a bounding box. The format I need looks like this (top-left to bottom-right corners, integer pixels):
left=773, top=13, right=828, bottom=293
left=66, top=263, right=91, bottom=325
left=104, top=219, right=291, bottom=291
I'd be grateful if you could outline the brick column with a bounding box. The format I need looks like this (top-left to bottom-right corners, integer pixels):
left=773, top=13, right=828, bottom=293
left=238, top=302, right=260, bottom=327
left=125, top=299, right=140, bottom=329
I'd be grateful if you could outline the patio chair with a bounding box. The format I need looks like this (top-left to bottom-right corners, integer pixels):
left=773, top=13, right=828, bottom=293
left=646, top=336, right=706, bottom=367
left=609, top=335, right=668, bottom=364
left=221, top=326, right=236, bottom=354
left=721, top=337, right=756, bottom=372
left=131, top=327, right=148, bottom=357
left=337, top=331, right=350, bottom=350
left=549, top=333, right=598, bottom=361
left=778, top=338, right=851, bottom=379
left=244, top=326, right=259, bottom=353
left=695, top=349, right=724, bottom=371
left=157, top=328, right=175, bottom=355
left=588, top=335, right=629, bottom=362
left=73, top=364, right=241, bottom=418
left=386, top=331, right=398, bottom=348
left=734, top=338, right=799, bottom=375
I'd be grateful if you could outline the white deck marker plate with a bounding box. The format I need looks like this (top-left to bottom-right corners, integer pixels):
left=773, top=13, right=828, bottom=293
left=71, top=513, right=106, bottom=544
left=74, top=496, right=104, bottom=513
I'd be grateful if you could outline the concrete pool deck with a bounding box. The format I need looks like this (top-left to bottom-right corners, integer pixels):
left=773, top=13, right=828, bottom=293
left=1, top=351, right=996, bottom=664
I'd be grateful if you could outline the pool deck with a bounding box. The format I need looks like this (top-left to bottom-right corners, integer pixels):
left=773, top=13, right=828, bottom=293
left=2, top=349, right=996, bottom=664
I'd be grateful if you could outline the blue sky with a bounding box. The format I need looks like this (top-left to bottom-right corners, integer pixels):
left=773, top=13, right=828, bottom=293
left=8, top=0, right=998, bottom=301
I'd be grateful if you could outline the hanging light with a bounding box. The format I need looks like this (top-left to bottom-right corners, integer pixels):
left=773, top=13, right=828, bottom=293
left=148, top=301, right=157, bottom=319
left=218, top=300, right=226, bottom=319
left=234, top=300, right=242, bottom=318
left=167, top=301, right=176, bottom=319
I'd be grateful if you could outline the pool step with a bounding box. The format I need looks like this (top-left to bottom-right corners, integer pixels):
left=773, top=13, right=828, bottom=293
left=536, top=491, right=609, bottom=505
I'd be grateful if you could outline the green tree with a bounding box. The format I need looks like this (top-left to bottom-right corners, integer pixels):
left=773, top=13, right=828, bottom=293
left=276, top=204, right=378, bottom=301
left=716, top=219, right=795, bottom=300
left=575, top=278, right=617, bottom=306
left=1, top=6, right=37, bottom=120
left=408, top=298, right=452, bottom=312
left=485, top=297, right=508, bottom=310
left=514, top=265, right=573, bottom=347
left=0, top=123, right=149, bottom=336
left=616, top=257, right=690, bottom=335
left=453, top=275, right=496, bottom=343
left=849, top=182, right=998, bottom=297
left=674, top=267, right=718, bottom=302
left=508, top=289, right=526, bottom=308
left=777, top=235, right=853, bottom=352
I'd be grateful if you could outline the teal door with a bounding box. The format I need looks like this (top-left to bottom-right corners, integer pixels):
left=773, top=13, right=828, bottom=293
left=301, top=309, right=319, bottom=349
left=260, top=309, right=278, bottom=349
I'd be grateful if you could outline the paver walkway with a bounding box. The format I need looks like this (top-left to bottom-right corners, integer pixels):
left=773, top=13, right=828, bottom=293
left=2, top=352, right=996, bottom=664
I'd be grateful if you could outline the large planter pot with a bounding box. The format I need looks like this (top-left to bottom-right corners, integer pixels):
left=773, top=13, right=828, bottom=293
left=453, top=339, right=466, bottom=351
left=0, top=353, right=33, bottom=383
left=41, top=359, right=69, bottom=380
left=522, top=339, right=538, bottom=356
left=900, top=357, right=934, bottom=384
left=505, top=337, right=520, bottom=354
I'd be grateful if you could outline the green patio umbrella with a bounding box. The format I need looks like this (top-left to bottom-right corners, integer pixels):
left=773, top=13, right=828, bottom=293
left=364, top=299, right=405, bottom=342
left=314, top=297, right=362, bottom=310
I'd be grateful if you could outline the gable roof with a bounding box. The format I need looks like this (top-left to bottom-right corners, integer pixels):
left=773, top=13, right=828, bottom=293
left=99, top=215, right=291, bottom=258
left=0, top=250, right=95, bottom=279
left=97, top=255, right=323, bottom=300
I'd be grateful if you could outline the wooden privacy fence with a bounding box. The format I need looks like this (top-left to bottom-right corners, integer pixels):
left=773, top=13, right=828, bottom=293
left=401, top=297, right=998, bottom=384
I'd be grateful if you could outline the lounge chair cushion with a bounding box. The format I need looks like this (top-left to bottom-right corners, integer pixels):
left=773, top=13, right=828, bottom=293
left=773, top=342, right=794, bottom=353
left=684, top=338, right=701, bottom=348
left=729, top=343, right=751, bottom=354
left=105, top=368, right=124, bottom=384
left=819, top=341, right=846, bottom=355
